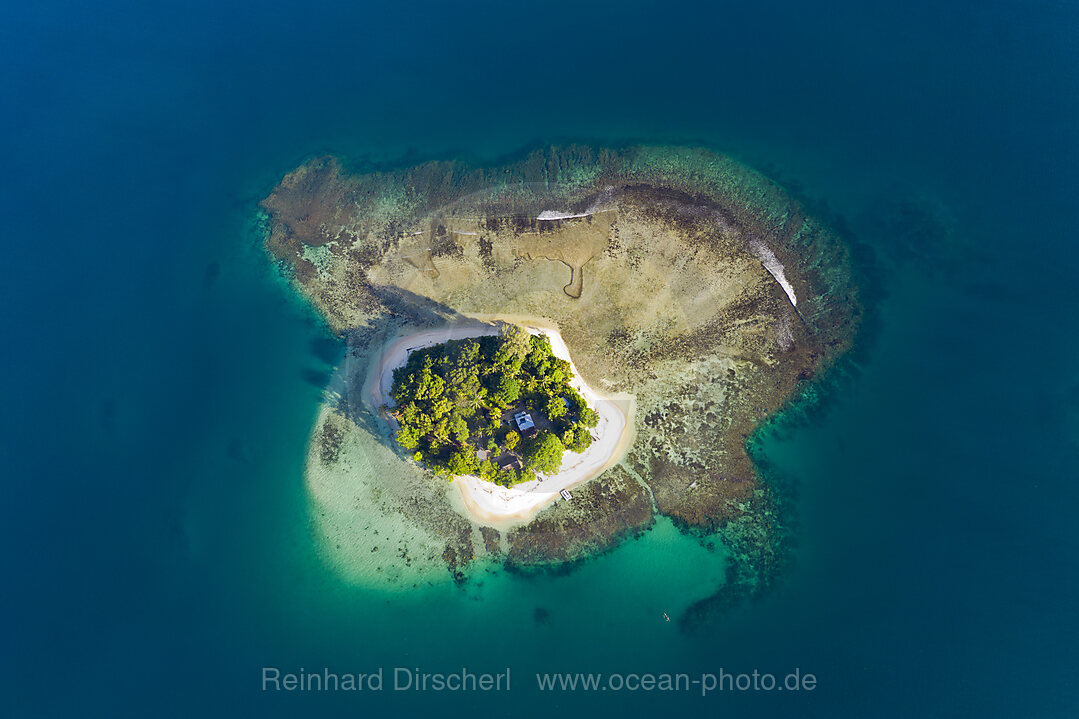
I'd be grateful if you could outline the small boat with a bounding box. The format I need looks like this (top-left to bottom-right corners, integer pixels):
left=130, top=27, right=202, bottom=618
left=663, top=612, right=670, bottom=622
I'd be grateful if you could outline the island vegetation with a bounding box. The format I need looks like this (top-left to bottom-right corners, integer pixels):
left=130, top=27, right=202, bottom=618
left=389, top=325, right=600, bottom=486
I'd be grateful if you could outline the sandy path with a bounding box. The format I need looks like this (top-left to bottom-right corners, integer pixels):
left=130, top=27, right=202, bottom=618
left=363, top=318, right=634, bottom=527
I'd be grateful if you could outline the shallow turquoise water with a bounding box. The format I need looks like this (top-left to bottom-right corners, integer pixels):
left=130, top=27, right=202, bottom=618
left=3, top=0, right=1078, bottom=716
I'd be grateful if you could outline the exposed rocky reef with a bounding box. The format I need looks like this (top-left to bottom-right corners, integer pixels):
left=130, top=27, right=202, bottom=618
left=505, top=465, right=655, bottom=567
left=263, top=144, right=860, bottom=616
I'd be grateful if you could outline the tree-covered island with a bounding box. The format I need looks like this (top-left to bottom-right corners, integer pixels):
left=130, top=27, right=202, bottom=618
left=388, top=325, right=600, bottom=486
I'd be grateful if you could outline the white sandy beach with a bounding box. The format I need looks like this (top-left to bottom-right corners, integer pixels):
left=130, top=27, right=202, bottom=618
left=363, top=318, right=634, bottom=526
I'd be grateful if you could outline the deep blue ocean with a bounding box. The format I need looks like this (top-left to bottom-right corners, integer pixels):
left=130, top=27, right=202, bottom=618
left=3, top=1, right=1077, bottom=716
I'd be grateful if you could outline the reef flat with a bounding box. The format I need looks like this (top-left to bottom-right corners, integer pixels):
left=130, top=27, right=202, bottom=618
left=262, top=145, right=860, bottom=610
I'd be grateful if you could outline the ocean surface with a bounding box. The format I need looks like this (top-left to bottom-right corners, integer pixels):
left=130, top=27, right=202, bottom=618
left=3, top=1, right=1077, bottom=716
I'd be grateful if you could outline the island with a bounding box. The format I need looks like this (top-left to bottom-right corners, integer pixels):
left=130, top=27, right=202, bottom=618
left=369, top=321, right=632, bottom=524
left=261, top=144, right=861, bottom=620
left=390, top=325, right=595, bottom=482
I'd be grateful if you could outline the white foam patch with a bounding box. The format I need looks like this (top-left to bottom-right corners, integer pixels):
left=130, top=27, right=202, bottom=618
left=749, top=239, right=798, bottom=307
left=537, top=210, right=593, bottom=220
left=537, top=187, right=616, bottom=221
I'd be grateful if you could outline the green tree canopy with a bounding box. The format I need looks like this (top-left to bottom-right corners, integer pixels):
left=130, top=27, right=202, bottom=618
left=495, top=324, right=532, bottom=368
left=566, top=425, right=593, bottom=453
left=489, top=372, right=520, bottom=407
left=579, top=406, right=600, bottom=428
left=520, top=431, right=565, bottom=475
left=389, top=325, right=596, bottom=480
left=504, top=429, right=520, bottom=451
left=445, top=448, right=479, bottom=477
left=545, top=396, right=568, bottom=420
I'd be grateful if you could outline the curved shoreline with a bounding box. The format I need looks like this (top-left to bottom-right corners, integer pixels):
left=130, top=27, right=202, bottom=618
left=362, top=317, right=635, bottom=528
